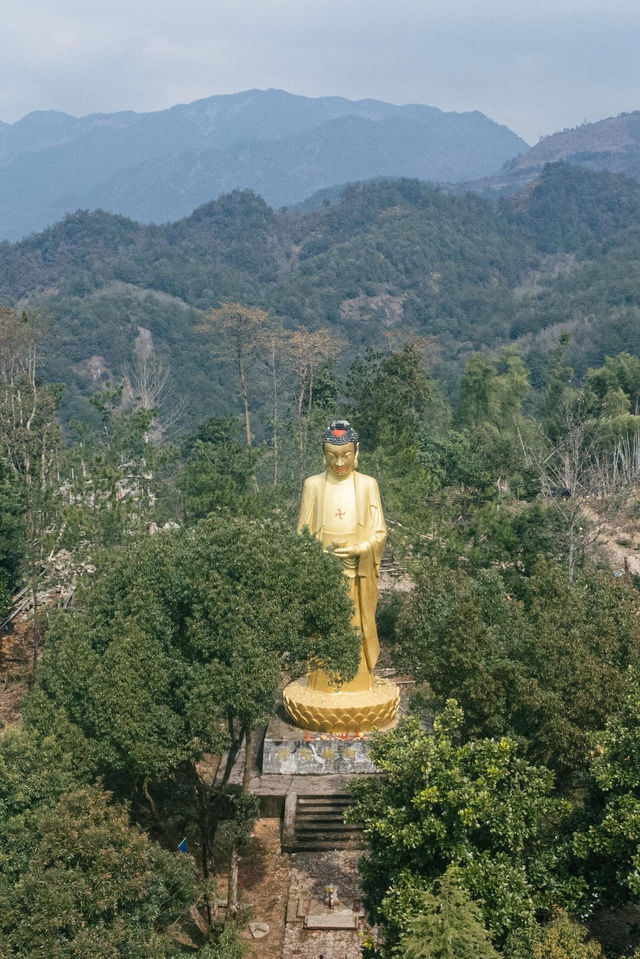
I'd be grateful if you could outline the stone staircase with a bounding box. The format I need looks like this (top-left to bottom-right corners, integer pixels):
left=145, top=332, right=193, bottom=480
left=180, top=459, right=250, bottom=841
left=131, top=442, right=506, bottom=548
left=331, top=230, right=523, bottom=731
left=283, top=793, right=365, bottom=852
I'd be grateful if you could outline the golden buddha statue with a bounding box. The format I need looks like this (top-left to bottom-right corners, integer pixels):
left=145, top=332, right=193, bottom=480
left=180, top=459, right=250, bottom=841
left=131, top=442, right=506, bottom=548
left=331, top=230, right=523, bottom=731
left=283, top=421, right=399, bottom=733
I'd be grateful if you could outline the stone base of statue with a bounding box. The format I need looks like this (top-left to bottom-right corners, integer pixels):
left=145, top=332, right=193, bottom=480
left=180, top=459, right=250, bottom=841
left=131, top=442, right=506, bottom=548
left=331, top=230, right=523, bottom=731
left=262, top=691, right=401, bottom=775
left=282, top=675, right=399, bottom=734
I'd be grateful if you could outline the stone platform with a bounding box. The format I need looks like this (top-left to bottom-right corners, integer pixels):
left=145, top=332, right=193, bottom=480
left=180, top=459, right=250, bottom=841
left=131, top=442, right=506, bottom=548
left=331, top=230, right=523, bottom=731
left=262, top=702, right=393, bottom=775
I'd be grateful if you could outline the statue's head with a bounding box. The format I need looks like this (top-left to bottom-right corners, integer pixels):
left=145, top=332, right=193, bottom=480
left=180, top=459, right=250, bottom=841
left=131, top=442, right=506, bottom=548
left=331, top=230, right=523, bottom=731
left=322, top=420, right=359, bottom=478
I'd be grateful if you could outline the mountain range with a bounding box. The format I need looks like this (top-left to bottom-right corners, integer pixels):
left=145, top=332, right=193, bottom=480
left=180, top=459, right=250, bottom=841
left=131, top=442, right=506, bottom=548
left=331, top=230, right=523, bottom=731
left=0, top=89, right=527, bottom=241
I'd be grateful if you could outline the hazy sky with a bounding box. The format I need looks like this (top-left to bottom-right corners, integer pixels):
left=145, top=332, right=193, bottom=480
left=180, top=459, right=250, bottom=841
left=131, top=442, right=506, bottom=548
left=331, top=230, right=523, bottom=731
left=2, top=0, right=639, bottom=143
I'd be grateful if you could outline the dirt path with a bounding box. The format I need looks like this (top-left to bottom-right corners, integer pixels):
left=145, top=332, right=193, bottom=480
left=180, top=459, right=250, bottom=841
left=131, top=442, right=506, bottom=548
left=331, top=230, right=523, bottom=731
left=238, top=819, right=291, bottom=958
left=237, top=821, right=368, bottom=959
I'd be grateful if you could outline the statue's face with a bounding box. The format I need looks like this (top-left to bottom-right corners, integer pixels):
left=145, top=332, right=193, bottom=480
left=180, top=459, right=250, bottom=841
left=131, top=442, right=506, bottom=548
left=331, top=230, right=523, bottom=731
left=324, top=442, right=358, bottom=478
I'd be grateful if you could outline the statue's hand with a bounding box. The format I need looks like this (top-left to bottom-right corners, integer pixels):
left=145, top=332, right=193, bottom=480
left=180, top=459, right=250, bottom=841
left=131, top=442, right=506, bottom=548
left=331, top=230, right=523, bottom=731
left=334, top=541, right=372, bottom=559
left=334, top=544, right=361, bottom=558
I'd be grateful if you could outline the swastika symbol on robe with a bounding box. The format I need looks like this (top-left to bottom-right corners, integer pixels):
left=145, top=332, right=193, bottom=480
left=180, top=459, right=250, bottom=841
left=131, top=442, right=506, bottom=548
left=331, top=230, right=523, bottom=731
left=335, top=508, right=346, bottom=519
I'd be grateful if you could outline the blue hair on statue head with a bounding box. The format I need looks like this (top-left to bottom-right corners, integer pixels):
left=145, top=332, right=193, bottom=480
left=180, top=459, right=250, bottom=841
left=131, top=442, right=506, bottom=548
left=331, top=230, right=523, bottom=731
left=322, top=420, right=359, bottom=448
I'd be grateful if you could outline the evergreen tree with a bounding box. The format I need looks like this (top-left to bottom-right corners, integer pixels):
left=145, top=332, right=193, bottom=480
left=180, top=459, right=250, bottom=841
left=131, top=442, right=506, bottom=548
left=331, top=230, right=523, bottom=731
left=398, top=867, right=499, bottom=959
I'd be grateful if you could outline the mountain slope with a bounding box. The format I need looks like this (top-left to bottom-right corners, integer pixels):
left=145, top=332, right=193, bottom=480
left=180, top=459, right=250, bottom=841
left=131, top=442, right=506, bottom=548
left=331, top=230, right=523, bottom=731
left=3, top=166, right=640, bottom=429
left=0, top=89, right=527, bottom=240
left=468, top=111, right=640, bottom=197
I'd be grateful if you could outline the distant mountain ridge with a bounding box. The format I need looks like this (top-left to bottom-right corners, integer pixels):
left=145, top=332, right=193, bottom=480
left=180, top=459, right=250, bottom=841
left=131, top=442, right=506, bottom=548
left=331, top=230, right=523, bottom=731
left=0, top=89, right=527, bottom=240
left=467, top=111, right=640, bottom=197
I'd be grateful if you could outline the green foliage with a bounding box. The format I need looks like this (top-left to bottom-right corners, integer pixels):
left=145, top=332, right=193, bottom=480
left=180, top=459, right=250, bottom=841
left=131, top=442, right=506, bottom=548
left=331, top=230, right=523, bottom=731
left=574, top=677, right=640, bottom=908
left=179, top=418, right=260, bottom=519
left=532, top=913, right=605, bottom=959
left=0, top=727, right=85, bottom=879
left=0, top=786, right=196, bottom=959
left=347, top=704, right=573, bottom=956
left=457, top=349, right=530, bottom=430
left=585, top=352, right=640, bottom=414
left=196, top=924, right=247, bottom=959
left=394, top=560, right=640, bottom=779
left=25, top=517, right=358, bottom=788
left=506, top=161, right=640, bottom=256
left=347, top=344, right=449, bottom=532
left=397, top=867, right=500, bottom=959
left=347, top=344, right=436, bottom=449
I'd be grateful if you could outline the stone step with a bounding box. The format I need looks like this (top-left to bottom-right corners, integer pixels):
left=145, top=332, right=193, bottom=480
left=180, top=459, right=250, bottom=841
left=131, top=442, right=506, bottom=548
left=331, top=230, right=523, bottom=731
left=297, top=798, right=351, bottom=809
left=296, top=811, right=361, bottom=820
left=293, top=839, right=364, bottom=852
left=284, top=792, right=365, bottom=852
left=296, top=824, right=363, bottom=833
left=297, top=811, right=352, bottom=820
left=298, top=799, right=351, bottom=809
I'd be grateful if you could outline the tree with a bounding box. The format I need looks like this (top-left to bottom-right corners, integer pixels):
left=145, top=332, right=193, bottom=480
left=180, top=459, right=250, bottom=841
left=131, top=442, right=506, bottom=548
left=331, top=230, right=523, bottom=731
left=451, top=348, right=534, bottom=502
left=0, top=786, right=197, bottom=959
left=525, top=393, right=637, bottom=583
left=125, top=350, right=186, bottom=445
left=398, top=867, right=500, bottom=959
left=62, top=386, right=158, bottom=554
left=25, top=517, right=359, bottom=879
left=0, top=726, right=85, bottom=880
left=532, top=914, right=604, bottom=959
left=0, top=308, right=64, bottom=669
left=394, top=559, right=640, bottom=779
left=178, top=417, right=259, bottom=519
left=0, top=453, right=25, bottom=623
left=346, top=343, right=448, bottom=534
left=0, top=308, right=62, bottom=492
left=347, top=343, right=435, bottom=450
left=346, top=703, right=573, bottom=957
left=457, top=348, right=530, bottom=432
left=574, top=676, right=640, bottom=909
left=286, top=327, right=339, bottom=488
left=197, top=303, right=269, bottom=450
left=217, top=788, right=258, bottom=919
left=252, top=323, right=295, bottom=485
left=585, top=352, right=640, bottom=414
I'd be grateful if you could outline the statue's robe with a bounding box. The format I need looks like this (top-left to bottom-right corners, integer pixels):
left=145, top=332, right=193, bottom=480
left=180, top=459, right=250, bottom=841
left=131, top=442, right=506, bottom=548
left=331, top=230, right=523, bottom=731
left=297, top=470, right=387, bottom=691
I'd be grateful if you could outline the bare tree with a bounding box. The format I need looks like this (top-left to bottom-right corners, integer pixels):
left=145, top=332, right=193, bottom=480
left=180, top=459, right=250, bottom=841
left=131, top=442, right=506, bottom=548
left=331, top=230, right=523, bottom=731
left=0, top=308, right=63, bottom=671
left=253, top=324, right=296, bottom=485
left=125, top=351, right=186, bottom=444
left=0, top=308, right=60, bottom=490
left=523, top=399, right=638, bottom=583
left=288, top=328, right=343, bottom=487
left=197, top=303, right=269, bottom=450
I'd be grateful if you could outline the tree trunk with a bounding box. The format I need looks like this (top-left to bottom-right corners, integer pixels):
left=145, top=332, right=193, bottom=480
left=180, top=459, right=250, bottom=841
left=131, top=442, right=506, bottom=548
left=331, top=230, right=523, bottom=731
left=228, top=841, right=239, bottom=917
left=218, top=711, right=243, bottom=789
left=271, top=354, right=279, bottom=486
left=236, top=344, right=259, bottom=493
left=242, top=728, right=253, bottom=793
left=142, top=778, right=174, bottom=848
left=195, top=779, right=214, bottom=928
left=568, top=529, right=575, bottom=585
left=236, top=346, right=252, bottom=449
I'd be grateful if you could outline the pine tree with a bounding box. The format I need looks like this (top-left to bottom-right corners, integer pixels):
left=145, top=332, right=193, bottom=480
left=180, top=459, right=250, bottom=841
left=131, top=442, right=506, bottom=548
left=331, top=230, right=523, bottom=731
left=398, top=868, right=499, bottom=959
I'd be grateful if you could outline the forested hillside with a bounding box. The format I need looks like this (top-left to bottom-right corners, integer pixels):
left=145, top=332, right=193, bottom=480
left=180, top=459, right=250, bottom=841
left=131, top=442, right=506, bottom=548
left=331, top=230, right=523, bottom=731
left=2, top=162, right=640, bottom=431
